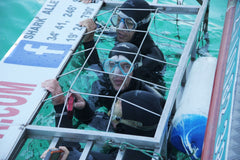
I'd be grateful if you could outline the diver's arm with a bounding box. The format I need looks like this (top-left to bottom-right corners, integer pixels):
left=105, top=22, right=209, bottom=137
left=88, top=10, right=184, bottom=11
left=73, top=101, right=94, bottom=123
left=83, top=40, right=100, bottom=65
left=80, top=19, right=100, bottom=65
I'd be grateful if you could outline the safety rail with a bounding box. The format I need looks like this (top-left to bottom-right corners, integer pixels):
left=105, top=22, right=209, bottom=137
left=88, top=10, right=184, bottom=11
left=202, top=0, right=240, bottom=159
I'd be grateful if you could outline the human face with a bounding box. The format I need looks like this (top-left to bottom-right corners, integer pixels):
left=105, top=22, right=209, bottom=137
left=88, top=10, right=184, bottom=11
left=111, top=100, right=122, bottom=128
left=111, top=11, right=136, bottom=42
left=111, top=99, right=145, bottom=130
left=116, top=26, right=135, bottom=42
left=108, top=55, right=133, bottom=91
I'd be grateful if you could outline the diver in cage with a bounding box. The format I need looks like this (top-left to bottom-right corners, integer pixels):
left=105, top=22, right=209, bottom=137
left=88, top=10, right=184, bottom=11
left=41, top=43, right=165, bottom=158
left=41, top=42, right=165, bottom=126
left=79, top=0, right=166, bottom=94
left=40, top=90, right=164, bottom=160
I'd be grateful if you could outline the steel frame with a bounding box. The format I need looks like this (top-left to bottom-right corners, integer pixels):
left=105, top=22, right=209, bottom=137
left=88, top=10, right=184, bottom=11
left=6, top=1, right=210, bottom=160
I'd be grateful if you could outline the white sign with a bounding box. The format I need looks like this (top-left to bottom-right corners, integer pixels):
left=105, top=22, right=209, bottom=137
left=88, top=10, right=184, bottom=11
left=0, top=0, right=102, bottom=159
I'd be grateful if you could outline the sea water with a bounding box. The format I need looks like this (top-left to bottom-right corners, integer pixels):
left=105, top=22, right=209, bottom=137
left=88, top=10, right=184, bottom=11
left=0, top=0, right=226, bottom=59
left=0, top=0, right=227, bottom=159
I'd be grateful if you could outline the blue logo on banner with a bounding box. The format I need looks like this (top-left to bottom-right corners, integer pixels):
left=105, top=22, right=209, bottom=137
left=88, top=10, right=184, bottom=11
left=4, top=40, right=72, bottom=68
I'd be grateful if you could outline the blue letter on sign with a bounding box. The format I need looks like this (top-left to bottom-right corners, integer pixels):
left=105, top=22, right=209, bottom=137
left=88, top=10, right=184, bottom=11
left=4, top=40, right=72, bottom=68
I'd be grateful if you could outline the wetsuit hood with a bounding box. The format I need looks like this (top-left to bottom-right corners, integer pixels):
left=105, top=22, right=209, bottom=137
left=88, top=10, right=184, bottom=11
left=119, top=0, right=152, bottom=49
left=120, top=0, right=151, bottom=24
left=115, top=90, right=164, bottom=160
left=109, top=42, right=141, bottom=63
left=115, top=90, right=163, bottom=136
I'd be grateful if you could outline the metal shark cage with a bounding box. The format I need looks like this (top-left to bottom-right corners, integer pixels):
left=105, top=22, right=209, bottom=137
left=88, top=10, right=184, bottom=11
left=6, top=0, right=210, bottom=159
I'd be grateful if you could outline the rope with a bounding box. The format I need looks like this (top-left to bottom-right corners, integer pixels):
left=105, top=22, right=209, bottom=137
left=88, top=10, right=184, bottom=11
left=105, top=140, right=164, bottom=160
left=182, top=149, right=198, bottom=160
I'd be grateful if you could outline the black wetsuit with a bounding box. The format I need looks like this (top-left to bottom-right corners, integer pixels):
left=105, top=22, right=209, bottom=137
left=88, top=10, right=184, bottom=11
left=53, top=63, right=165, bottom=159
left=73, top=64, right=164, bottom=124
left=82, top=32, right=166, bottom=96
left=131, top=34, right=166, bottom=90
